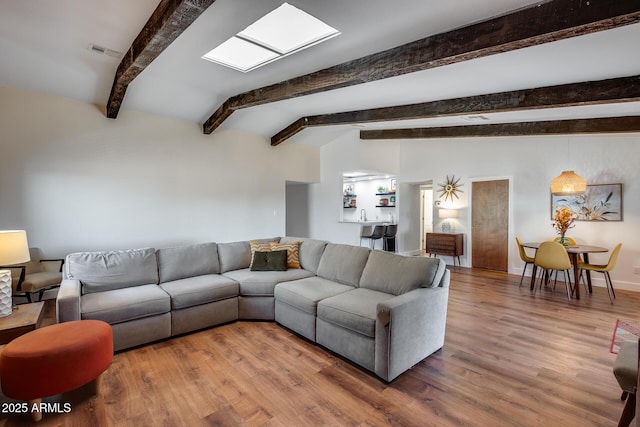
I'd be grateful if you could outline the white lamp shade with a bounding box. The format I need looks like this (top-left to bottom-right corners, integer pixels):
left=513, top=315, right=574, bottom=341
left=0, top=230, right=30, bottom=265
left=550, top=170, right=587, bottom=196
left=439, top=208, right=459, bottom=219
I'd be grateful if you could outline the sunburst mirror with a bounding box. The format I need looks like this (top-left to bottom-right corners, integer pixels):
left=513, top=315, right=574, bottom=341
left=437, top=175, right=464, bottom=202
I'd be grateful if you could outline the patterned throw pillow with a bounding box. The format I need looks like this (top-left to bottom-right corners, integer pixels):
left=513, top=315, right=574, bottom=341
left=271, top=241, right=301, bottom=269
left=249, top=241, right=276, bottom=268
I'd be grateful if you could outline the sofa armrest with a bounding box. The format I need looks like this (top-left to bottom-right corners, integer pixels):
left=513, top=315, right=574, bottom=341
left=375, top=286, right=449, bottom=381
left=437, top=268, right=450, bottom=288
left=56, top=279, right=81, bottom=323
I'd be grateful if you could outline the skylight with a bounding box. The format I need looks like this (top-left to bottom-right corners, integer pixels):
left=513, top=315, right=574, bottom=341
left=202, top=3, right=340, bottom=72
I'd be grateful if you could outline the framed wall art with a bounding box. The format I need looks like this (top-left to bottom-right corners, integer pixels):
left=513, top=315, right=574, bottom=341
left=551, top=183, right=623, bottom=221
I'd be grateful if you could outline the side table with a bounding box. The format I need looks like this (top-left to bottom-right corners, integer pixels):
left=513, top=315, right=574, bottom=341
left=0, top=301, right=45, bottom=345
left=425, top=232, right=464, bottom=266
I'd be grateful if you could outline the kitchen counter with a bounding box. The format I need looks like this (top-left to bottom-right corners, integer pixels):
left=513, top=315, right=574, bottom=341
left=340, top=220, right=397, bottom=250
left=339, top=220, right=388, bottom=225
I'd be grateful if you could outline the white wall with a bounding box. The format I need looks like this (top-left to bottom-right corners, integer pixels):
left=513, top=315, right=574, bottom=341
left=307, top=130, right=640, bottom=291
left=3, top=86, right=638, bottom=291
left=308, top=131, right=399, bottom=245
left=0, top=87, right=320, bottom=255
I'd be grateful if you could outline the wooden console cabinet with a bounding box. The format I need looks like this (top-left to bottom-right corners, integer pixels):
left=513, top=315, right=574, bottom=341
left=426, top=233, right=464, bottom=266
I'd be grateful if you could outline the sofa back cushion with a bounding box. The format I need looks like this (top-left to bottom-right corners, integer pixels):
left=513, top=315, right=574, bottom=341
left=316, top=244, right=370, bottom=287
left=280, top=237, right=328, bottom=274
left=218, top=238, right=280, bottom=273
left=65, top=247, right=159, bottom=294
left=157, top=242, right=219, bottom=283
left=359, top=251, right=446, bottom=296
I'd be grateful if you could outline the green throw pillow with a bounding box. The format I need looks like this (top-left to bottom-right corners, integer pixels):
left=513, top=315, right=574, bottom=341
left=250, top=250, right=288, bottom=271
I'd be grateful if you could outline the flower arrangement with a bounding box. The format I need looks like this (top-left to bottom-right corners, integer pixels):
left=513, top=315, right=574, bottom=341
left=552, top=207, right=577, bottom=245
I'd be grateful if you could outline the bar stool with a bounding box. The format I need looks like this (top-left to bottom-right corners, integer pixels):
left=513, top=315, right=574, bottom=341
left=359, top=225, right=373, bottom=247
left=361, top=225, right=385, bottom=249
left=383, top=224, right=398, bottom=252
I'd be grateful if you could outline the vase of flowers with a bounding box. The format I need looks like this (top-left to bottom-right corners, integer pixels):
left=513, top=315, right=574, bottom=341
left=553, top=207, right=577, bottom=246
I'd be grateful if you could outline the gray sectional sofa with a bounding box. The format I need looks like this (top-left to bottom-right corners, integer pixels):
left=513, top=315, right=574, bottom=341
left=56, top=237, right=450, bottom=381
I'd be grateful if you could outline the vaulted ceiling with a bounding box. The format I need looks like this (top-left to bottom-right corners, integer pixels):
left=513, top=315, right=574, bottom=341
left=2, top=0, right=639, bottom=146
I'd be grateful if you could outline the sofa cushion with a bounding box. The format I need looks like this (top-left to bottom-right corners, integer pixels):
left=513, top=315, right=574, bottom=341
left=274, top=276, right=355, bottom=315
left=81, top=284, right=170, bottom=324
left=360, top=251, right=446, bottom=295
left=280, top=237, right=328, bottom=274
left=250, top=250, right=288, bottom=271
left=157, top=242, right=220, bottom=283
left=249, top=240, right=277, bottom=267
left=218, top=238, right=280, bottom=273
left=317, top=288, right=394, bottom=338
left=223, top=268, right=314, bottom=296
left=316, top=244, right=370, bottom=287
left=271, top=241, right=301, bottom=269
left=159, top=274, right=239, bottom=310
left=65, top=248, right=158, bottom=294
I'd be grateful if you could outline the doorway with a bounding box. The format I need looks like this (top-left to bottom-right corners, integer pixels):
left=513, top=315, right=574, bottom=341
left=285, top=181, right=310, bottom=237
left=419, top=184, right=434, bottom=252
left=471, top=179, right=509, bottom=271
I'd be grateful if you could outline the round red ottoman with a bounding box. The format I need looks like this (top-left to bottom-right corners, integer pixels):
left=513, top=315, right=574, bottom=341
left=0, top=320, right=113, bottom=420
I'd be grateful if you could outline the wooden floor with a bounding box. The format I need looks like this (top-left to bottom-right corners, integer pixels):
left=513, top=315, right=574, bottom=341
left=1, top=267, right=637, bottom=426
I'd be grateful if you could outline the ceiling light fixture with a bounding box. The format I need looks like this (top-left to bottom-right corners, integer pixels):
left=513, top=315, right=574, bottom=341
left=550, top=171, right=587, bottom=196
left=202, top=3, right=340, bottom=72
left=550, top=139, right=587, bottom=196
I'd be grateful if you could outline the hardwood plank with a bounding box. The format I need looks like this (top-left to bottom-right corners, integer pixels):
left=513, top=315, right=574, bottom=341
left=360, top=116, right=640, bottom=140
left=106, top=0, right=217, bottom=119
left=203, top=0, right=640, bottom=134
left=0, top=268, right=635, bottom=425
left=271, top=75, right=640, bottom=145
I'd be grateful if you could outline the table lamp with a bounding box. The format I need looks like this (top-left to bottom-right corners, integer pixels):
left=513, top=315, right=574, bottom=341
left=439, top=209, right=459, bottom=233
left=0, top=230, right=31, bottom=317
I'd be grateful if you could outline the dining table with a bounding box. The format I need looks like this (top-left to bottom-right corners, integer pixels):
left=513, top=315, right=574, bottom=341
left=521, top=242, right=609, bottom=299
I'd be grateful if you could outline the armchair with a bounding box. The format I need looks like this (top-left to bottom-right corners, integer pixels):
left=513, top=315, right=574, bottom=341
left=0, top=248, right=64, bottom=303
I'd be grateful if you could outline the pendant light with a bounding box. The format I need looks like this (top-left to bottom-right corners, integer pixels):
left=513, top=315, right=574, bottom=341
left=550, top=170, right=587, bottom=196
left=550, top=138, right=586, bottom=196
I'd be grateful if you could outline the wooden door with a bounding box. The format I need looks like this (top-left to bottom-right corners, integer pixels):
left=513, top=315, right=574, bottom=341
left=472, top=180, right=509, bottom=271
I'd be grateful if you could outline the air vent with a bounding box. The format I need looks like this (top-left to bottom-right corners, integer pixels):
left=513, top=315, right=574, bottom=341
left=463, top=115, right=490, bottom=122
left=88, top=44, right=123, bottom=59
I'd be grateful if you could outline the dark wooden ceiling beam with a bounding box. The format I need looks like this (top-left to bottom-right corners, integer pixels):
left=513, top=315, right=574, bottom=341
left=359, top=116, right=640, bottom=140
left=106, top=0, right=217, bottom=119
left=204, top=0, right=640, bottom=134
left=271, top=75, right=640, bottom=145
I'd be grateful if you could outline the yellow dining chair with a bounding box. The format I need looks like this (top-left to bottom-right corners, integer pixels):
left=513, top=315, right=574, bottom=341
left=554, top=236, right=582, bottom=263
left=578, top=243, right=622, bottom=304
left=534, top=241, right=573, bottom=300
left=515, top=237, right=535, bottom=287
